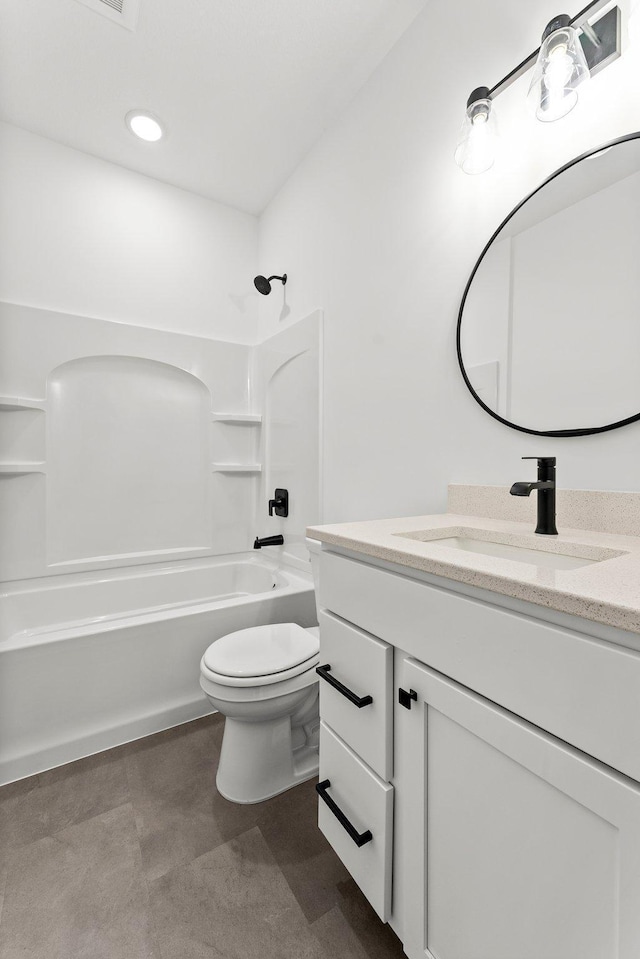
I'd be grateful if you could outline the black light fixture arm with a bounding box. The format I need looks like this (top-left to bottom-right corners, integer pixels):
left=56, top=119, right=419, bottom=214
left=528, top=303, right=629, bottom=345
left=485, top=0, right=615, bottom=101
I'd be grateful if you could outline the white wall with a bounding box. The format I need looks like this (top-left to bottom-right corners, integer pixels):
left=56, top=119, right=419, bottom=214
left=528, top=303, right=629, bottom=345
left=258, top=0, right=640, bottom=523
left=0, top=122, right=259, bottom=343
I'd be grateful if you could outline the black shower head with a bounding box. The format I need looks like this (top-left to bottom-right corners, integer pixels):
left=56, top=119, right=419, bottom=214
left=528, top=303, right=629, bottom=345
left=254, top=273, right=287, bottom=295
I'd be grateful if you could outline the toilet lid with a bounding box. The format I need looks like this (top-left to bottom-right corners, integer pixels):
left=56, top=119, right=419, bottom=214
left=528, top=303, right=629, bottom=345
left=203, top=623, right=320, bottom=678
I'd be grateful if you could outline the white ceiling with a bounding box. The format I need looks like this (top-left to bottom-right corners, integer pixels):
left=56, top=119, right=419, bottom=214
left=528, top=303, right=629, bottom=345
left=1, top=0, right=429, bottom=214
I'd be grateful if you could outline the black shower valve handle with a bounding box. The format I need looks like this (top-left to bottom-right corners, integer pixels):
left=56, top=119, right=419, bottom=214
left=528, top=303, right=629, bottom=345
left=268, top=488, right=289, bottom=518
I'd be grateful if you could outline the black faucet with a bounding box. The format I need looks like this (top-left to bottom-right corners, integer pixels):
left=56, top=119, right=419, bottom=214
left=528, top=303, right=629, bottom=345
left=253, top=535, right=284, bottom=549
left=510, top=456, right=558, bottom=535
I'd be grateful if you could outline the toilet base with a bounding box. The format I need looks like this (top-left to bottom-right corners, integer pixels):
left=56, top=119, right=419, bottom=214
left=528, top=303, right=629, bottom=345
left=216, top=713, right=319, bottom=804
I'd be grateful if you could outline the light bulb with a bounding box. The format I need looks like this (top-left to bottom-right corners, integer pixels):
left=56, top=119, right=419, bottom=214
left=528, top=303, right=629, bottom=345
left=546, top=43, right=573, bottom=89
left=528, top=16, right=590, bottom=122
left=543, top=42, right=577, bottom=116
left=455, top=87, right=498, bottom=175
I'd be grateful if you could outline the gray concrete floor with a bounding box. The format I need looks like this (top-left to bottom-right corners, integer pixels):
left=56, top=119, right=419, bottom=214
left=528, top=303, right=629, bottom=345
left=0, top=714, right=405, bottom=959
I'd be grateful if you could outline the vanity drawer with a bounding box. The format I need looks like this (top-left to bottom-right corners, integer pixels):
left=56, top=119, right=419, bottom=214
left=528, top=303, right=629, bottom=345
left=319, top=549, right=640, bottom=783
left=317, top=610, right=393, bottom=781
left=317, top=721, right=393, bottom=921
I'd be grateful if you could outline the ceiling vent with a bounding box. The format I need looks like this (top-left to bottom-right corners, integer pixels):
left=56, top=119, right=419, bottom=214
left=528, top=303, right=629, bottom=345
left=72, top=0, right=140, bottom=31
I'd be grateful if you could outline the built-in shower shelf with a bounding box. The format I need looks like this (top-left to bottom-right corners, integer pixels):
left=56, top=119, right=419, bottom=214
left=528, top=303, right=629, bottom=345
left=211, top=463, right=262, bottom=473
left=0, top=396, right=47, bottom=412
left=211, top=412, right=262, bottom=424
left=0, top=463, right=47, bottom=476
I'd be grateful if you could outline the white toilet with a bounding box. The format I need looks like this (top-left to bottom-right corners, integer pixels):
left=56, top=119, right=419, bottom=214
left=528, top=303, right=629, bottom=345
left=199, top=539, right=321, bottom=804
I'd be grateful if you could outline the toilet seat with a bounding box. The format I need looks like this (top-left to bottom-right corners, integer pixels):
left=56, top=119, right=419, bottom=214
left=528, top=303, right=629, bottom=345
left=201, top=624, right=320, bottom=688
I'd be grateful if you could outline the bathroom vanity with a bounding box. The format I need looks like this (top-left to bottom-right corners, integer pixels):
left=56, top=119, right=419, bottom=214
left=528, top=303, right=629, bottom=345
left=308, top=492, right=640, bottom=959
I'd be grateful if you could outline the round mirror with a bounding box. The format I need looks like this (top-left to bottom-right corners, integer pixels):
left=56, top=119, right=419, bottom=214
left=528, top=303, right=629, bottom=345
left=457, top=132, right=640, bottom=436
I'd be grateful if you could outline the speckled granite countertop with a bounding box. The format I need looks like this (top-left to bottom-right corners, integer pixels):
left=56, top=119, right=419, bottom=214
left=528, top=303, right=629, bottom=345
left=307, top=512, right=640, bottom=634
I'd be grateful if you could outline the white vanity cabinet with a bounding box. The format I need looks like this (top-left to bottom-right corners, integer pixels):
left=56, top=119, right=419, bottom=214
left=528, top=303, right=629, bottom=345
left=315, top=546, right=640, bottom=959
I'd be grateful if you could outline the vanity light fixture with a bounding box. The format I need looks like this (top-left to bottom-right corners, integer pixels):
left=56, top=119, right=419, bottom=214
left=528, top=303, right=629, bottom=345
left=454, top=87, right=498, bottom=175
left=527, top=15, right=590, bottom=121
left=125, top=110, right=165, bottom=142
left=455, top=0, right=621, bottom=174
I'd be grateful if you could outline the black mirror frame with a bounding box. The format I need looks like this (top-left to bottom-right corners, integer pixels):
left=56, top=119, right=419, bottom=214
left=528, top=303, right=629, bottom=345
left=456, top=130, right=640, bottom=437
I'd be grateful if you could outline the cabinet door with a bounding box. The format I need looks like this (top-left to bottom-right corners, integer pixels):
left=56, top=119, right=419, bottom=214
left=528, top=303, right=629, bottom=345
left=399, top=657, right=640, bottom=959
left=318, top=722, right=394, bottom=921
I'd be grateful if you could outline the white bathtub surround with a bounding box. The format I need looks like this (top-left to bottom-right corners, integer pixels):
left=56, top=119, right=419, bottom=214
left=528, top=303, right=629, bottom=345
left=0, top=554, right=316, bottom=786
left=0, top=303, right=322, bottom=785
left=0, top=302, right=254, bottom=582
left=307, top=501, right=640, bottom=634
left=254, top=311, right=323, bottom=569
left=0, top=302, right=322, bottom=583
left=448, top=483, right=640, bottom=538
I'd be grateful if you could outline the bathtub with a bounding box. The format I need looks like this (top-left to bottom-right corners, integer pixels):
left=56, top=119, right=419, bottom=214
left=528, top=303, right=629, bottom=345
left=0, top=553, right=316, bottom=785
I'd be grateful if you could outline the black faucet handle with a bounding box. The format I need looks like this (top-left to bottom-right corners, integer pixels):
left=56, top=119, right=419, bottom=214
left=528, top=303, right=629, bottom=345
left=522, top=456, right=556, bottom=467
left=268, top=488, right=289, bottom=518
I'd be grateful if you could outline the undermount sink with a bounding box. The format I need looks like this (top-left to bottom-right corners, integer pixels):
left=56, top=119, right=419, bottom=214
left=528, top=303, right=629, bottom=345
left=394, top=528, right=625, bottom=571
left=427, top=536, right=597, bottom=570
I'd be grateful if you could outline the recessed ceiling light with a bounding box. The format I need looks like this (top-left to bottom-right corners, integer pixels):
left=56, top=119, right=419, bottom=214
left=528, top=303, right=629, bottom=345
left=125, top=110, right=164, bottom=142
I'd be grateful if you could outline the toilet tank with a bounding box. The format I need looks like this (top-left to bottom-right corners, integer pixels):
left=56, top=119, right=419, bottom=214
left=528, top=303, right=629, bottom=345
left=305, top=537, right=321, bottom=620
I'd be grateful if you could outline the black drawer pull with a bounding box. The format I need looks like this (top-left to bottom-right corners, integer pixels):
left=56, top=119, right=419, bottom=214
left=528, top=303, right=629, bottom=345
left=316, top=779, right=373, bottom=847
left=316, top=664, right=373, bottom=708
